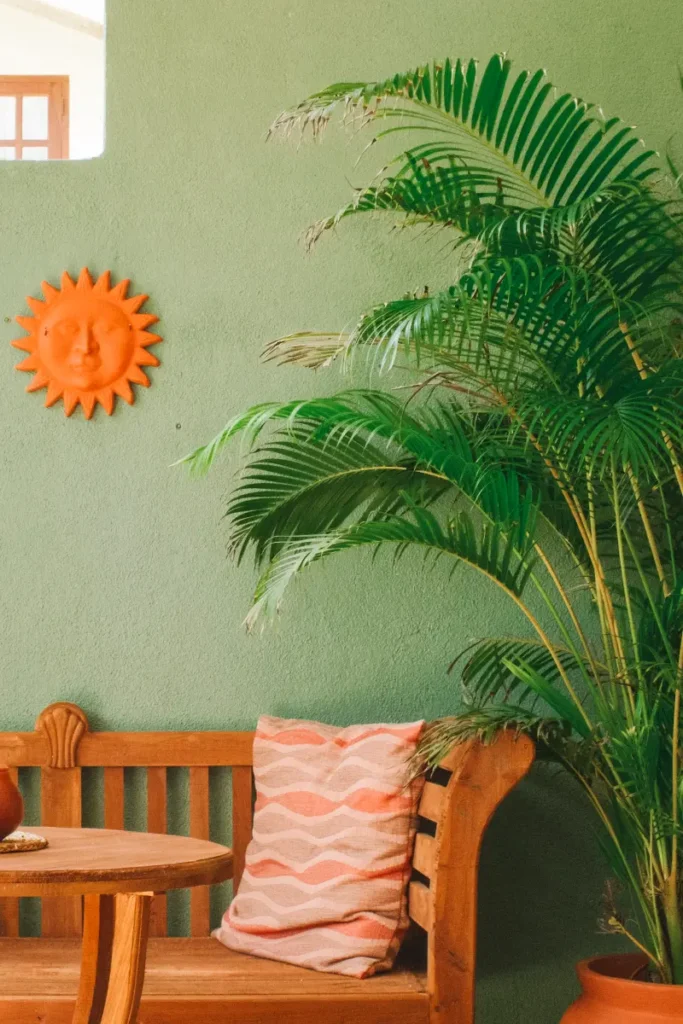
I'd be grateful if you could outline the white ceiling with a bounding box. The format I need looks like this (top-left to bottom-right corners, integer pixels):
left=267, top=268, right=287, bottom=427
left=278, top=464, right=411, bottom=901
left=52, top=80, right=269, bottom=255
left=41, top=0, right=104, bottom=22
left=0, top=0, right=105, bottom=34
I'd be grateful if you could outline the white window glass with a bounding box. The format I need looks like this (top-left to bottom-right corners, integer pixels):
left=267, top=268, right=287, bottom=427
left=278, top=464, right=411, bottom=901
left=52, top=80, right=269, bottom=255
left=0, top=98, right=16, bottom=141
left=22, top=96, right=49, bottom=140
left=0, top=147, right=16, bottom=160
left=22, top=148, right=48, bottom=161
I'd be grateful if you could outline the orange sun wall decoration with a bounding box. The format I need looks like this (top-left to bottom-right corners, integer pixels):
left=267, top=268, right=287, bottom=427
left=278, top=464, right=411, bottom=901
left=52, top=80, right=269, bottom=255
left=12, top=268, right=162, bottom=419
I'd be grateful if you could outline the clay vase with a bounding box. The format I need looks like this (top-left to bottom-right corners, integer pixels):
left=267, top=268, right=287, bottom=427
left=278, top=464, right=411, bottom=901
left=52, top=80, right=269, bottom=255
left=561, top=954, right=683, bottom=1024
left=0, top=767, right=23, bottom=841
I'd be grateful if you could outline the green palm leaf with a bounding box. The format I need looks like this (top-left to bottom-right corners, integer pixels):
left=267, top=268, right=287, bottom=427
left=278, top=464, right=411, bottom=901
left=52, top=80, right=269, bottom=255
left=272, top=56, right=655, bottom=205
left=246, top=503, right=538, bottom=629
left=454, top=635, right=592, bottom=701
left=227, top=431, right=449, bottom=564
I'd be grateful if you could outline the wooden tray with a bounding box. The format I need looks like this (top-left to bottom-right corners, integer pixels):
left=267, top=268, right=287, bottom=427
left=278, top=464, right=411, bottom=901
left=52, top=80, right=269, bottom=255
left=0, top=831, right=48, bottom=854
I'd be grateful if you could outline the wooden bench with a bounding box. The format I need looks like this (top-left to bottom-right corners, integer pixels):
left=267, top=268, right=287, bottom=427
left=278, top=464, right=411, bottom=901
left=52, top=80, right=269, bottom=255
left=0, top=701, right=534, bottom=1024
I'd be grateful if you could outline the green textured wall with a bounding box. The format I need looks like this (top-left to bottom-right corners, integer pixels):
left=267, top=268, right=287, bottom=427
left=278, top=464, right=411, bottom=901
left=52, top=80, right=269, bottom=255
left=1, top=0, right=681, bottom=1019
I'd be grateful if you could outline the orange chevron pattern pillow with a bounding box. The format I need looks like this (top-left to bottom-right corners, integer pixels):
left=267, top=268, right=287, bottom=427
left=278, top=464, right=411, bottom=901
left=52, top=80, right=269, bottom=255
left=214, top=715, right=425, bottom=977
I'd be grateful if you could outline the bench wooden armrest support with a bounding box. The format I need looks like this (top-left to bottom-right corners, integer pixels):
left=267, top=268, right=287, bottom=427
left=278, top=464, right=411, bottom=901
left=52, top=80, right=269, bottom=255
left=0, top=702, right=534, bottom=1024
left=425, top=732, right=535, bottom=1024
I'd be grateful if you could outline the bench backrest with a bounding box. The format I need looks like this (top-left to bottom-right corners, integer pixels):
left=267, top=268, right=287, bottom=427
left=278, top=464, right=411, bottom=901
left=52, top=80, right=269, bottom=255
left=0, top=702, right=533, bottom=1015
left=0, top=702, right=254, bottom=939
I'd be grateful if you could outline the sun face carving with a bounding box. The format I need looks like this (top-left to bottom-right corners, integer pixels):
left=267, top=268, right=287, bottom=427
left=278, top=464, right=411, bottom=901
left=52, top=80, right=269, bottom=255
left=12, top=268, right=161, bottom=418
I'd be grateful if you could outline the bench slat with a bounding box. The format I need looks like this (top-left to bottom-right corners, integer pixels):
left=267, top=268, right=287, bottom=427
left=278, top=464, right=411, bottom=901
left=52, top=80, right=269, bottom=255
left=0, top=895, right=19, bottom=937
left=189, top=767, right=210, bottom=936
left=90, top=733, right=254, bottom=767
left=231, top=766, right=252, bottom=893
left=408, top=880, right=431, bottom=932
left=40, top=767, right=82, bottom=937
left=0, top=768, right=20, bottom=936
left=104, top=768, right=124, bottom=830
left=147, top=768, right=168, bottom=937
left=0, top=731, right=255, bottom=768
left=412, top=833, right=437, bottom=882
left=418, top=781, right=446, bottom=824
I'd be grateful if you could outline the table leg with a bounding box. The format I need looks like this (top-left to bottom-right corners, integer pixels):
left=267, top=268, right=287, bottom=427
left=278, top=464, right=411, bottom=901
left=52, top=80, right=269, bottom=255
left=72, top=892, right=152, bottom=1024
left=73, top=894, right=116, bottom=1024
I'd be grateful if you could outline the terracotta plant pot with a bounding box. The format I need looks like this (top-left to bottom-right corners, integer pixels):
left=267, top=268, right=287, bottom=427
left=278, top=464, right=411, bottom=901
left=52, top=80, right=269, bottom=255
left=561, top=953, right=683, bottom=1023
left=0, top=766, right=23, bottom=841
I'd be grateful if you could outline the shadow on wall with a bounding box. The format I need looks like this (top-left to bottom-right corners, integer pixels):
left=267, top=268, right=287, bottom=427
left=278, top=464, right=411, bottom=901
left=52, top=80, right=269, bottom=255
left=477, top=764, right=626, bottom=1024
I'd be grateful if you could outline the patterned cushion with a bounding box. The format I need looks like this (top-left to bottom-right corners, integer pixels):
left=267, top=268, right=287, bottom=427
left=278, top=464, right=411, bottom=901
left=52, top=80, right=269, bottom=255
left=214, top=715, right=425, bottom=977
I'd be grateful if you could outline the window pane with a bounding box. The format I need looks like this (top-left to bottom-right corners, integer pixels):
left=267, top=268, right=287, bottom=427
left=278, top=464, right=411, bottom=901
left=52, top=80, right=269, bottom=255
left=22, top=147, right=48, bottom=161
left=22, top=96, right=49, bottom=141
left=0, top=98, right=16, bottom=141
left=0, top=147, right=16, bottom=160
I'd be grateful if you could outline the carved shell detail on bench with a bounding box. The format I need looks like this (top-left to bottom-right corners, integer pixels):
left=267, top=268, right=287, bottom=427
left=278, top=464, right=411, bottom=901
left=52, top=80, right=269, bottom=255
left=35, top=702, right=89, bottom=769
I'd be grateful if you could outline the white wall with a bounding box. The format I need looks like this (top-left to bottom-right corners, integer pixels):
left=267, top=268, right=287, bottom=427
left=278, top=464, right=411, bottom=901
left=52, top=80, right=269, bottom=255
left=0, top=4, right=104, bottom=158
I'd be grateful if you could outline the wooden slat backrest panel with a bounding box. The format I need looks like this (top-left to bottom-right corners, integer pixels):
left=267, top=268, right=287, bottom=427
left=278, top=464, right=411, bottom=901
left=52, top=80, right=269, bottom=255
left=412, top=832, right=436, bottom=881
left=104, top=768, right=125, bottom=830
left=40, top=766, right=83, bottom=936
left=0, top=702, right=255, bottom=939
left=189, top=767, right=210, bottom=936
left=36, top=704, right=88, bottom=937
left=411, top=731, right=535, bottom=1024
left=147, top=768, right=168, bottom=936
left=231, top=765, right=253, bottom=892
left=418, top=781, right=447, bottom=826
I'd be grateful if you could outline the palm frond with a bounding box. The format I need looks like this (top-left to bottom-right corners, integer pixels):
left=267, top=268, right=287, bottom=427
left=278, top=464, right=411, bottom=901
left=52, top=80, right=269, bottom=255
left=454, top=634, right=593, bottom=698
left=270, top=56, right=656, bottom=217
left=227, top=430, right=449, bottom=564
left=415, top=707, right=572, bottom=767
left=262, top=332, right=351, bottom=369
left=246, top=503, right=538, bottom=629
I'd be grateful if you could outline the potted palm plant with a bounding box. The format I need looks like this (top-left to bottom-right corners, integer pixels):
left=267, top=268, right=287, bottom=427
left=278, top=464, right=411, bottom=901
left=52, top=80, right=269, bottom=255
left=184, top=56, right=683, bottom=1019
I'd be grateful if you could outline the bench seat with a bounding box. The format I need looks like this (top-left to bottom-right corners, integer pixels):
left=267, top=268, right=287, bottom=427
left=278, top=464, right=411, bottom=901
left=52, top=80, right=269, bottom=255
left=0, top=937, right=430, bottom=1024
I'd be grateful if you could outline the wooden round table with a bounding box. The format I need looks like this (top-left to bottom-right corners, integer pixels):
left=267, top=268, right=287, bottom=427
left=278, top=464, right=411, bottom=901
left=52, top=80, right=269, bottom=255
left=0, top=826, right=233, bottom=1024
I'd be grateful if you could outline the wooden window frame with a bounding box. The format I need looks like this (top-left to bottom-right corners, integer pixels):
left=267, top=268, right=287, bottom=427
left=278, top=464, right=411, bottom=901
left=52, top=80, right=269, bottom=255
left=0, top=75, right=69, bottom=160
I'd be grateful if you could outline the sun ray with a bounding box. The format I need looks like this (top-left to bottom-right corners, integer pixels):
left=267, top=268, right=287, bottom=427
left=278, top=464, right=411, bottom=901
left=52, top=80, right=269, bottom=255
left=131, top=313, right=158, bottom=330
left=95, top=388, right=115, bottom=415
left=44, top=380, right=64, bottom=407
left=111, top=379, right=134, bottom=404
left=16, top=354, right=39, bottom=371
left=26, top=370, right=49, bottom=392
left=80, top=393, right=97, bottom=419
left=134, top=348, right=160, bottom=367
left=11, top=338, right=35, bottom=352
left=63, top=390, right=79, bottom=416
left=108, top=279, right=130, bottom=301
left=123, top=294, right=147, bottom=314
left=126, top=366, right=151, bottom=387
left=26, top=296, right=46, bottom=315
left=93, top=270, right=111, bottom=293
left=137, top=331, right=162, bottom=347
left=13, top=268, right=162, bottom=418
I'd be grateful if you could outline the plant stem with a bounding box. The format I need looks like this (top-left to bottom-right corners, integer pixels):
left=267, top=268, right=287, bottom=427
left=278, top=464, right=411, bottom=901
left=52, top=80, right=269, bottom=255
left=626, top=466, right=670, bottom=597
left=612, top=463, right=643, bottom=695
left=533, top=543, right=599, bottom=680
